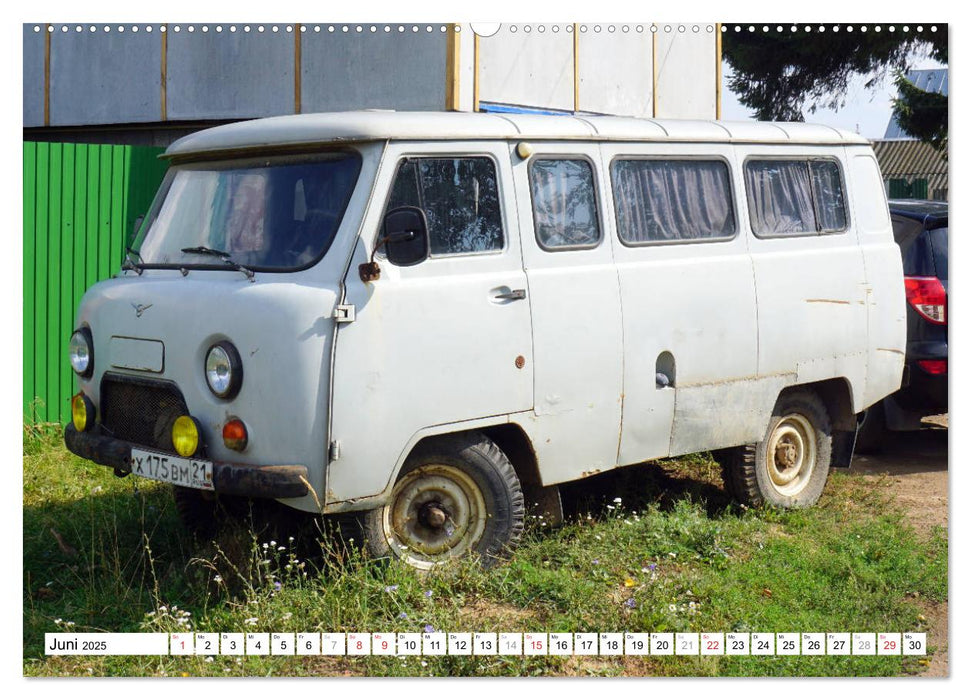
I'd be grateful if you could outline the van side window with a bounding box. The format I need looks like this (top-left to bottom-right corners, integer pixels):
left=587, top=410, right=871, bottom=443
left=810, top=160, right=847, bottom=231
left=386, top=157, right=504, bottom=255
left=745, top=159, right=848, bottom=236
left=528, top=159, right=601, bottom=249
left=610, top=159, right=735, bottom=244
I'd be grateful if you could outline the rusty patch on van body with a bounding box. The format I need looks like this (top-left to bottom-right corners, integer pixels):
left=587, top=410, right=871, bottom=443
left=805, top=298, right=851, bottom=305
left=876, top=347, right=905, bottom=356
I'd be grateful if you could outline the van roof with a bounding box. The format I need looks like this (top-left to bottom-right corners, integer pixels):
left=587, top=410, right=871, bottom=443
left=164, top=110, right=870, bottom=159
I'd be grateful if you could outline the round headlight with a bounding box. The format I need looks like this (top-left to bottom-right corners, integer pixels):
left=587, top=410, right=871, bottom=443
left=69, top=328, right=93, bottom=378
left=205, top=342, right=242, bottom=399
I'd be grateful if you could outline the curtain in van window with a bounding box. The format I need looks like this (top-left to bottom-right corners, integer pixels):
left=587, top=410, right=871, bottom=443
left=611, top=160, right=735, bottom=243
left=745, top=161, right=816, bottom=235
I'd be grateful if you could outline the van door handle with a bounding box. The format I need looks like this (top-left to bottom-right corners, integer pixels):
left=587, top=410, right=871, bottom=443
left=494, top=289, right=527, bottom=301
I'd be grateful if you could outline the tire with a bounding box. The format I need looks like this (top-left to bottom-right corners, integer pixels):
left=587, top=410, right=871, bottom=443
left=361, top=432, right=525, bottom=570
left=723, top=390, right=833, bottom=508
left=854, top=401, right=887, bottom=454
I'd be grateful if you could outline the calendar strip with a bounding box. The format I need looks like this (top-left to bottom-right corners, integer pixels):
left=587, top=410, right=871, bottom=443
left=44, top=632, right=927, bottom=657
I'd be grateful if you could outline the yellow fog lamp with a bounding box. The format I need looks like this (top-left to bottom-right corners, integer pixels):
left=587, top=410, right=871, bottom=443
left=171, top=415, right=202, bottom=458
left=71, top=393, right=95, bottom=432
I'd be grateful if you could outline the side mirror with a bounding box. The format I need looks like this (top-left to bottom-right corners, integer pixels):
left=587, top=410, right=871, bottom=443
left=383, top=206, right=430, bottom=267
left=360, top=206, right=430, bottom=282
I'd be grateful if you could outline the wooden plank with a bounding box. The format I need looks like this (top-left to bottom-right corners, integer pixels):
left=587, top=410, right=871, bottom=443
left=715, top=24, right=722, bottom=119
left=445, top=24, right=460, bottom=111
left=23, top=143, right=37, bottom=418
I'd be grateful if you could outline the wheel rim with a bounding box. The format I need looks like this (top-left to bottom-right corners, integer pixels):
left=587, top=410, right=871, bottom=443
left=381, top=465, right=488, bottom=570
left=766, top=413, right=817, bottom=497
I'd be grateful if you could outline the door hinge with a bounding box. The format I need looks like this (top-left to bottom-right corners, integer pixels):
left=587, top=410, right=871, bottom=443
left=333, top=304, right=356, bottom=323
left=329, top=440, right=341, bottom=461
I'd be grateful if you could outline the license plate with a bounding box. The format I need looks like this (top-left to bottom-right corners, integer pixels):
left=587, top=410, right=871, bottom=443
left=130, top=448, right=214, bottom=491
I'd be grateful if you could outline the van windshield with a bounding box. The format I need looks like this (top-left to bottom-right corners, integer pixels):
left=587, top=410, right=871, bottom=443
left=133, top=153, right=362, bottom=271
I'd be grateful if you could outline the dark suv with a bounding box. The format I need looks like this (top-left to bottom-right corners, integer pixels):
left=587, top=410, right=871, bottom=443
left=857, top=200, right=948, bottom=451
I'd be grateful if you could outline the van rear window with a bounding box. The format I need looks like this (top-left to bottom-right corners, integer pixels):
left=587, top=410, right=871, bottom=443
left=386, top=157, right=504, bottom=256
left=529, top=159, right=601, bottom=249
left=610, top=159, right=736, bottom=244
left=745, top=159, right=848, bottom=236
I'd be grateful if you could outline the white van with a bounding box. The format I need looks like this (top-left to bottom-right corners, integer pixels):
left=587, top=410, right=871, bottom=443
left=64, top=111, right=905, bottom=569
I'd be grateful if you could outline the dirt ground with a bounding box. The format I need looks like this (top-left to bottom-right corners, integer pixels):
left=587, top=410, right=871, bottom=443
left=850, top=415, right=949, bottom=677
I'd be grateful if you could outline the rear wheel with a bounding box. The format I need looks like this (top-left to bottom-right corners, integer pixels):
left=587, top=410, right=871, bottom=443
left=722, top=390, right=832, bottom=508
left=361, top=432, right=524, bottom=570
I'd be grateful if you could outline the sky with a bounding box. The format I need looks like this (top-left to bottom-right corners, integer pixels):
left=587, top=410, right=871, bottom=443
left=721, top=51, right=947, bottom=139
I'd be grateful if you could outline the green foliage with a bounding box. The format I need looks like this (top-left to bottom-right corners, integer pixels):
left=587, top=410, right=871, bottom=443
left=722, top=27, right=947, bottom=131
left=892, top=73, right=948, bottom=155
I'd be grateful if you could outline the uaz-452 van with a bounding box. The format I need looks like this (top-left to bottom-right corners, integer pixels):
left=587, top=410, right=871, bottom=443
left=65, top=111, right=905, bottom=569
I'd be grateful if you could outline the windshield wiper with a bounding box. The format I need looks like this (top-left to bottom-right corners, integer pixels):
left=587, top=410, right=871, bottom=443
left=181, top=246, right=256, bottom=282
left=121, top=246, right=143, bottom=275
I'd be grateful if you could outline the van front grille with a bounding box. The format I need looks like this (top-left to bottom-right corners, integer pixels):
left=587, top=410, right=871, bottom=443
left=99, top=373, right=189, bottom=452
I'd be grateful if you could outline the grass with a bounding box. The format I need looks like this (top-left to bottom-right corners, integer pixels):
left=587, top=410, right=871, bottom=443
left=23, top=424, right=947, bottom=677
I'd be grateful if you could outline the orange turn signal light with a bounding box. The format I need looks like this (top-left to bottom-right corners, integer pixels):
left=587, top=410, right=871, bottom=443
left=222, top=418, right=248, bottom=452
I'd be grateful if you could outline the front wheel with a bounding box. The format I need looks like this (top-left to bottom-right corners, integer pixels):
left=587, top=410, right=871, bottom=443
left=721, top=390, right=832, bottom=508
left=361, top=432, right=524, bottom=570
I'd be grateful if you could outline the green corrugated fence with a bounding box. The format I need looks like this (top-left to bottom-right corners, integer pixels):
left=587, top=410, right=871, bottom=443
left=23, top=141, right=169, bottom=424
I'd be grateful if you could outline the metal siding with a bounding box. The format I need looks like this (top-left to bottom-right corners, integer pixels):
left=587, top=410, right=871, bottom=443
left=23, top=142, right=168, bottom=423
left=872, top=139, right=948, bottom=201
left=59, top=145, right=75, bottom=416
left=46, top=143, right=62, bottom=421
left=301, top=28, right=447, bottom=112
left=23, top=25, right=46, bottom=127
left=167, top=27, right=294, bottom=120
left=49, top=26, right=161, bottom=126
left=33, top=143, right=49, bottom=422
left=23, top=143, right=36, bottom=418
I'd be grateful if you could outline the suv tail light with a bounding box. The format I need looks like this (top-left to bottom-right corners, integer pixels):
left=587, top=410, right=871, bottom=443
left=917, top=359, right=947, bottom=375
left=904, top=276, right=947, bottom=325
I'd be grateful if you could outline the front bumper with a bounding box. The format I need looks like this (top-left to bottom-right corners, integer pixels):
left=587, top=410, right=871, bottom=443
left=64, top=424, right=310, bottom=499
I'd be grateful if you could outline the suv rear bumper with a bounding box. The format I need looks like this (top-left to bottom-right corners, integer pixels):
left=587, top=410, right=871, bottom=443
left=64, top=424, right=310, bottom=499
left=896, top=339, right=948, bottom=414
